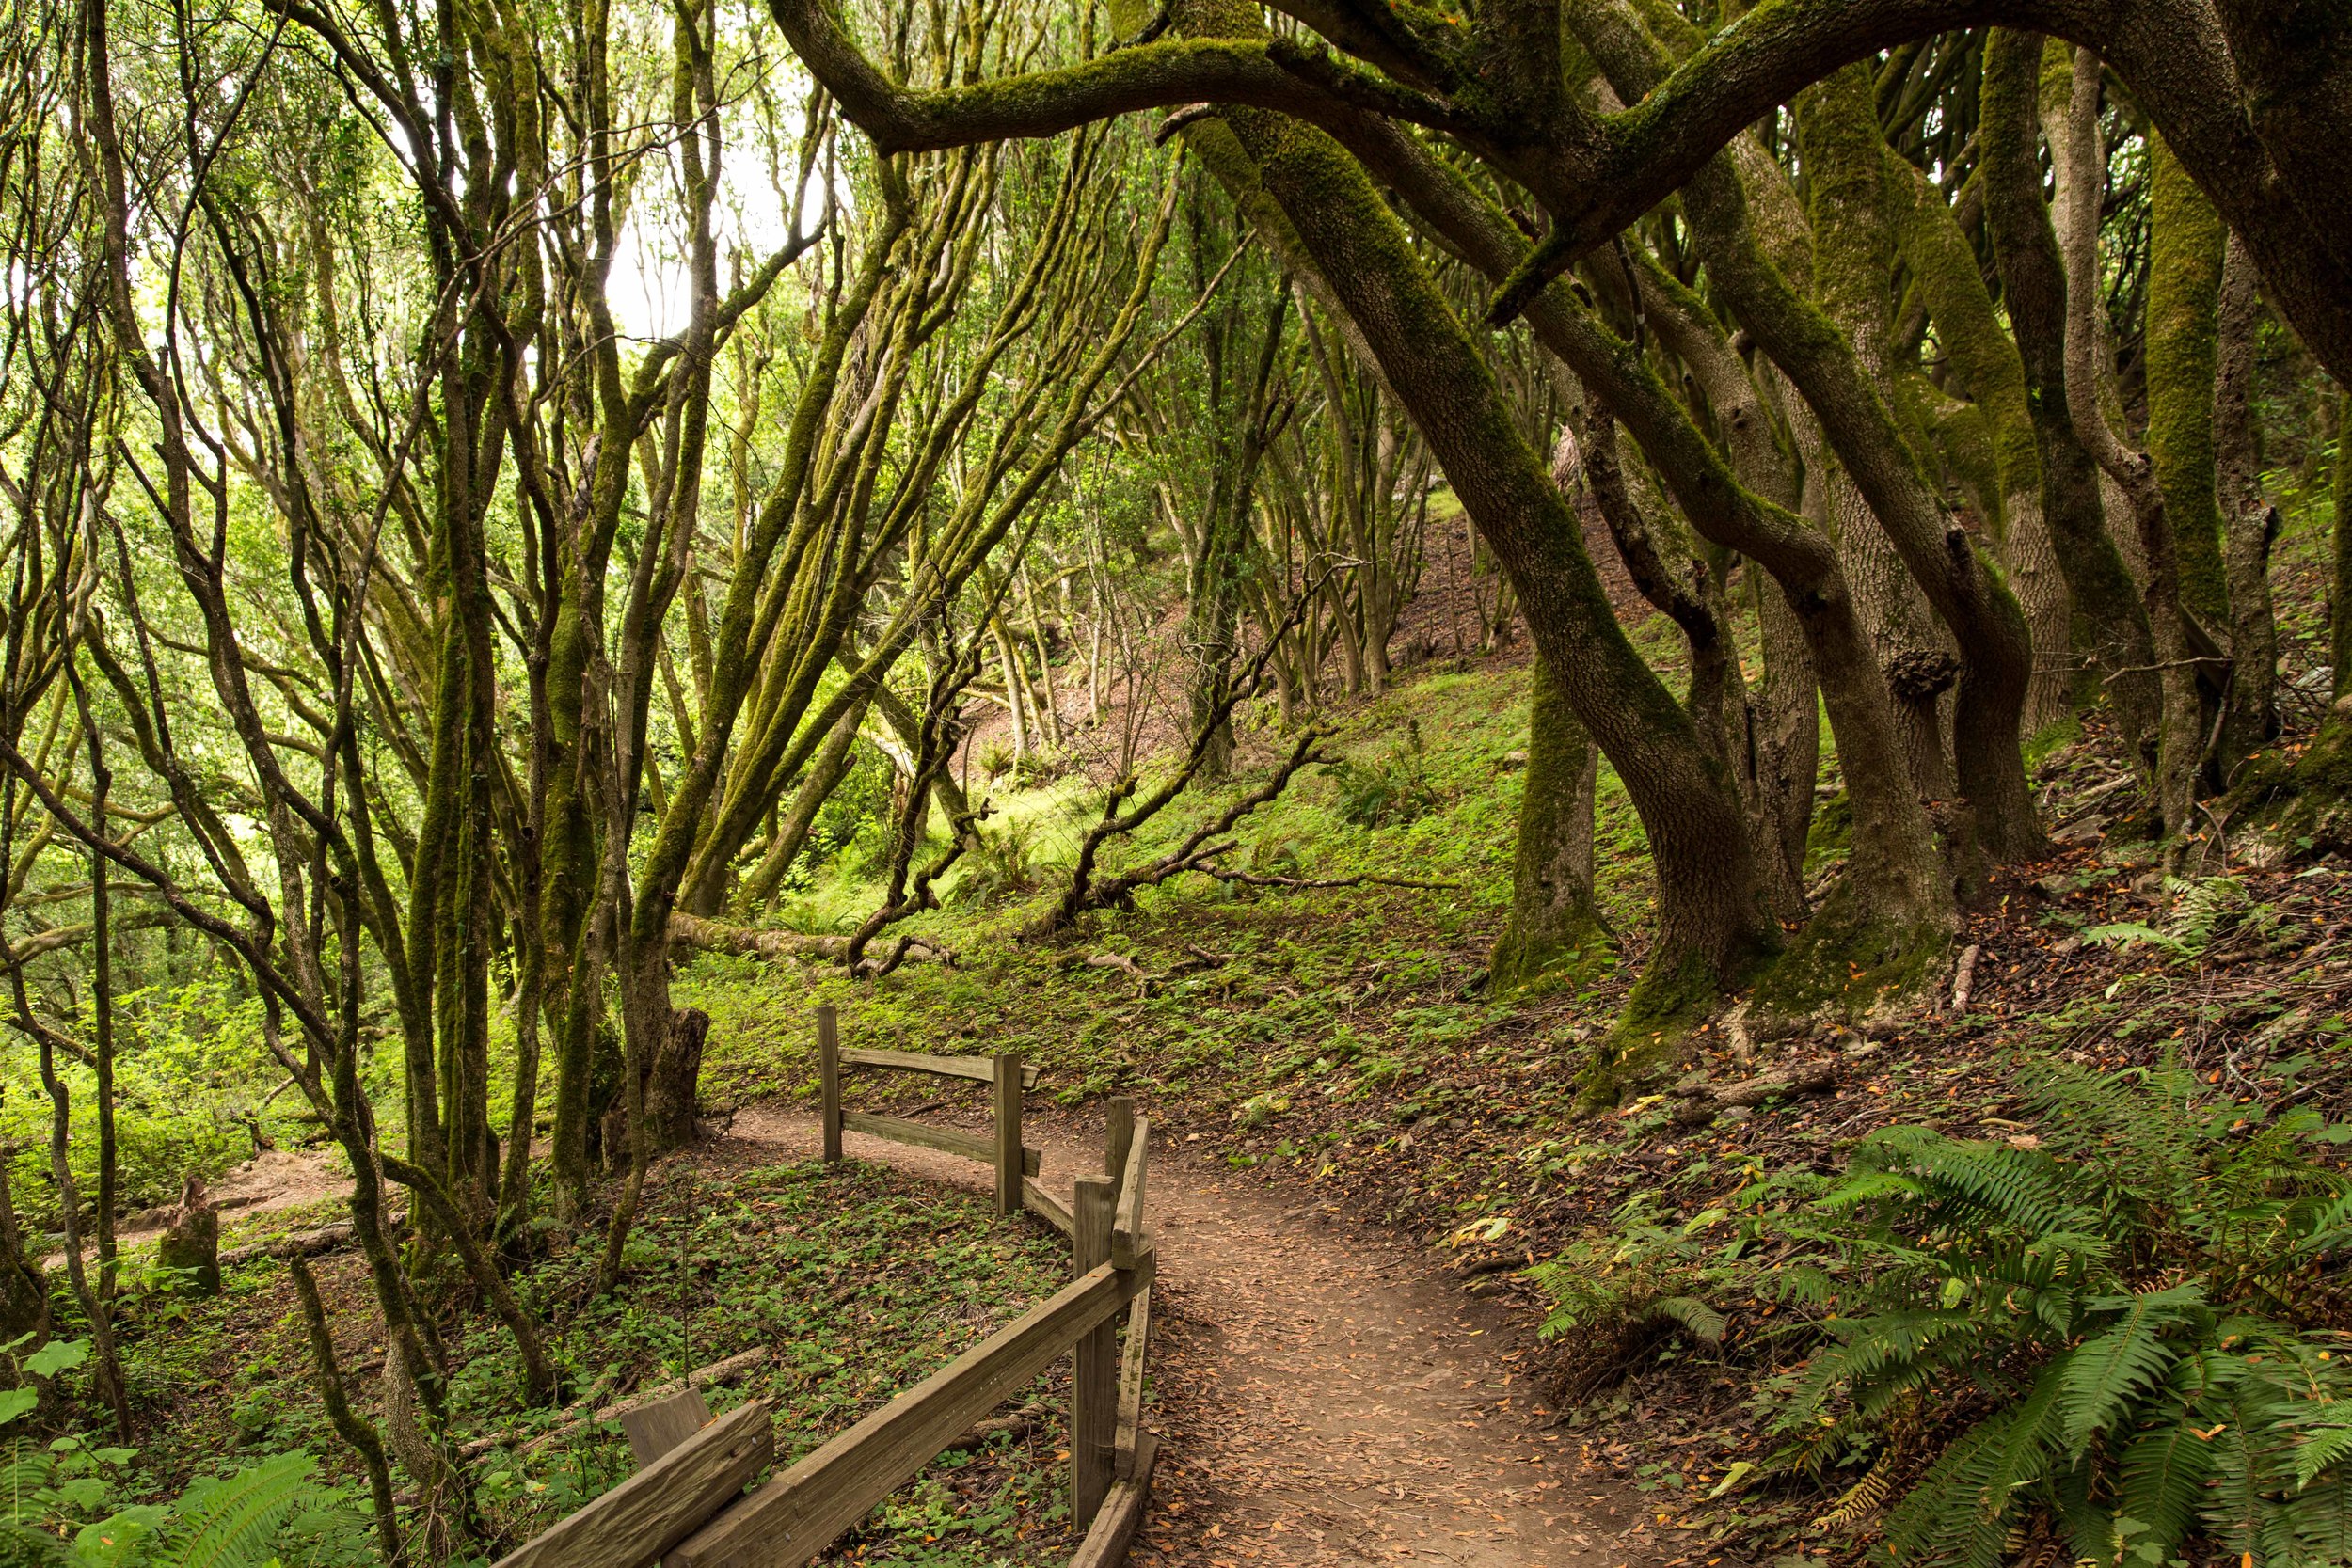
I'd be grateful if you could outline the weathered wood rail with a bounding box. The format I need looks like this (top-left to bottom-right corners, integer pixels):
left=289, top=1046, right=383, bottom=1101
left=493, top=1005, right=1161, bottom=1568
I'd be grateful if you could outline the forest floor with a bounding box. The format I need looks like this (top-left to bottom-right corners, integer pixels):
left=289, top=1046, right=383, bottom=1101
left=734, top=1104, right=1666, bottom=1567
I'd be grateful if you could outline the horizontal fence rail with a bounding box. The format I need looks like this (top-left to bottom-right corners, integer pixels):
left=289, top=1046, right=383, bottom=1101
left=492, top=1006, right=1162, bottom=1568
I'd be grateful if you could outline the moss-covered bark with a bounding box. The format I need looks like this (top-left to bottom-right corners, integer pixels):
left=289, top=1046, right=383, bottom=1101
left=2145, top=131, right=2231, bottom=634
left=1490, top=654, right=1612, bottom=994
left=1980, top=31, right=2161, bottom=766
left=1893, top=161, right=2071, bottom=735
left=2338, top=388, right=2352, bottom=701
left=1643, top=53, right=2045, bottom=867
left=2215, top=232, right=2279, bottom=768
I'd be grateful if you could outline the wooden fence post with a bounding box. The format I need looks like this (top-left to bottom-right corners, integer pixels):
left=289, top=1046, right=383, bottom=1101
left=993, top=1053, right=1023, bottom=1216
left=1071, top=1175, right=1117, bottom=1531
left=818, top=1006, right=842, bottom=1163
left=1104, top=1096, right=1135, bottom=1196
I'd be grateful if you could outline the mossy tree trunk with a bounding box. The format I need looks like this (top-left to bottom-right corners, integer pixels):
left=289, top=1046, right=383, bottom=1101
left=1892, top=157, right=2071, bottom=736
left=2044, top=45, right=2205, bottom=852
left=2336, top=388, right=2352, bottom=702
left=1234, top=151, right=1775, bottom=1021
left=1491, top=653, right=1609, bottom=992
left=1796, top=68, right=1965, bottom=821
left=2215, top=232, right=2280, bottom=768
left=2145, top=132, right=2232, bottom=638
left=1644, top=55, right=2046, bottom=868
left=1980, top=30, right=2162, bottom=769
left=1184, top=288, right=1289, bottom=781
left=1328, top=94, right=1948, bottom=978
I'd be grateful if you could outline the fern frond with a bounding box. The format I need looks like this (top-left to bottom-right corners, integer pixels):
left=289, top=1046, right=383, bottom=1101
left=2293, top=1422, right=2352, bottom=1493
left=2058, top=1286, right=2202, bottom=1449
left=1645, top=1295, right=1726, bottom=1345
left=1883, top=1375, right=2064, bottom=1568
left=1810, top=1444, right=1898, bottom=1532
left=2115, top=1418, right=2215, bottom=1562
left=171, top=1451, right=318, bottom=1568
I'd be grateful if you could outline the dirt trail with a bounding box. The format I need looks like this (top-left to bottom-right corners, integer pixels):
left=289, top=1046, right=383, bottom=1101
left=730, top=1104, right=1668, bottom=1567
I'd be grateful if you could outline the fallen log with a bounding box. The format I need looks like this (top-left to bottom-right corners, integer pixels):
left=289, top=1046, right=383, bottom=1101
left=942, top=1399, right=1047, bottom=1454
left=669, top=912, right=951, bottom=968
left=1671, top=1064, right=1838, bottom=1125
left=219, top=1213, right=409, bottom=1269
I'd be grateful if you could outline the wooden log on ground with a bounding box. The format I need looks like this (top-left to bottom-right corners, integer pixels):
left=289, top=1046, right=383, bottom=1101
left=1070, top=1431, right=1159, bottom=1568
left=842, top=1111, right=1041, bottom=1175
left=670, top=912, right=950, bottom=966
left=664, top=1258, right=1152, bottom=1568
left=843, top=1048, right=1041, bottom=1089
left=941, top=1399, right=1046, bottom=1455
left=1670, top=1064, right=1838, bottom=1125
left=221, top=1214, right=409, bottom=1269
left=492, top=1399, right=772, bottom=1568
left=1072, top=1176, right=1119, bottom=1531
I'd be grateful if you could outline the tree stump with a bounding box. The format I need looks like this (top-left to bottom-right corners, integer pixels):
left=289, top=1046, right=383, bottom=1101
left=159, top=1175, right=221, bottom=1295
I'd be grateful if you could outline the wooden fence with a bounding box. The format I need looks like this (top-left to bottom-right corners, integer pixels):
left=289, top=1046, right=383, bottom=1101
left=493, top=1005, right=1161, bottom=1568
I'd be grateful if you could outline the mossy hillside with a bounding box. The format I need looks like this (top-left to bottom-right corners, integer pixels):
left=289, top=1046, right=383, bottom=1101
left=677, top=656, right=1685, bottom=1118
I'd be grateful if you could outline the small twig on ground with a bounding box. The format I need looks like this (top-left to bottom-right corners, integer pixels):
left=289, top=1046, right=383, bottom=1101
left=1949, top=942, right=1983, bottom=1014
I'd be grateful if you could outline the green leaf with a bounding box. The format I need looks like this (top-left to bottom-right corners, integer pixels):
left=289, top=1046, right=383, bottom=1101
left=24, top=1339, right=89, bottom=1380
left=0, top=1388, right=37, bottom=1428
left=1707, top=1460, right=1755, bottom=1498
left=70, top=1507, right=167, bottom=1568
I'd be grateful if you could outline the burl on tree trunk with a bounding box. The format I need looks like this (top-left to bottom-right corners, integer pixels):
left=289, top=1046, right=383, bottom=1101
left=159, top=1174, right=221, bottom=1296
left=603, top=1007, right=712, bottom=1167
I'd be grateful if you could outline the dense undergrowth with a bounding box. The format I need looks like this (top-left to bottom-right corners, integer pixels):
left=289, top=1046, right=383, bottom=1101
left=8, top=1151, right=1075, bottom=1566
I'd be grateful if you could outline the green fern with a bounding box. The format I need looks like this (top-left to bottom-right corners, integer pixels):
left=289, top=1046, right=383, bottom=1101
left=2058, top=1285, right=2204, bottom=1447
left=1772, top=1062, right=2352, bottom=1565
left=1645, top=1295, right=1726, bottom=1344
left=168, top=1452, right=318, bottom=1568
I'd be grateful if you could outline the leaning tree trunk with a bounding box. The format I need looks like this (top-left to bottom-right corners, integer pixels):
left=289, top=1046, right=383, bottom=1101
left=1170, top=90, right=1777, bottom=1031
